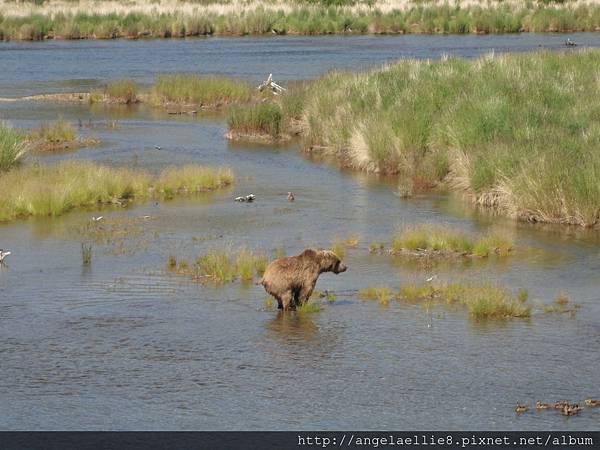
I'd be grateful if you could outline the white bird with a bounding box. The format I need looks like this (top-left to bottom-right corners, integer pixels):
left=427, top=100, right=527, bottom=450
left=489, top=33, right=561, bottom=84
left=234, top=196, right=246, bottom=202
left=0, top=249, right=11, bottom=263
left=91, top=216, right=104, bottom=222
left=245, top=194, right=255, bottom=202
left=426, top=275, right=438, bottom=282
left=154, top=145, right=162, bottom=150
left=287, top=192, right=295, bottom=202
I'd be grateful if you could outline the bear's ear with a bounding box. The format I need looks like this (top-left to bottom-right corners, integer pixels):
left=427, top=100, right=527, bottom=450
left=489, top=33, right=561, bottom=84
left=300, top=248, right=318, bottom=258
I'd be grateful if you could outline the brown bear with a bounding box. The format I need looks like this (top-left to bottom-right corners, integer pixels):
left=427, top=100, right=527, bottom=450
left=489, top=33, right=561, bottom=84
left=259, top=249, right=347, bottom=310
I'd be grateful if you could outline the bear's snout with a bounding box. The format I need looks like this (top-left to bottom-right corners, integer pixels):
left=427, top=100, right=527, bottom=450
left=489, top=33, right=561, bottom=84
left=334, top=262, right=347, bottom=274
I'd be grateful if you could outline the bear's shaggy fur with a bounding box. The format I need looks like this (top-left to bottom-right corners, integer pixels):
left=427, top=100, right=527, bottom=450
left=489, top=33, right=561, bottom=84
left=259, top=249, right=347, bottom=310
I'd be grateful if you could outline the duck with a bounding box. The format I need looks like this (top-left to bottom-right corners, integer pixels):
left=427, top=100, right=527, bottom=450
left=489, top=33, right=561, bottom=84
left=565, top=38, right=577, bottom=47
left=584, top=398, right=599, bottom=407
left=0, top=249, right=11, bottom=264
left=515, top=403, right=529, bottom=413
left=536, top=401, right=550, bottom=410
left=287, top=192, right=295, bottom=202
left=235, top=194, right=256, bottom=203
left=91, top=216, right=104, bottom=222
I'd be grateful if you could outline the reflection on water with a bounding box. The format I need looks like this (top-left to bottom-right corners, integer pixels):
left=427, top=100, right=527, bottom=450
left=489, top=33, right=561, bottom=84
left=1, top=35, right=600, bottom=431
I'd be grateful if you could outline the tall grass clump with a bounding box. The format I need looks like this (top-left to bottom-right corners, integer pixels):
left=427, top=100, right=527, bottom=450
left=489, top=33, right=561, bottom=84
left=103, top=79, right=138, bottom=104
left=155, top=165, right=233, bottom=197
left=391, top=224, right=512, bottom=257
left=193, top=247, right=267, bottom=284
left=397, top=282, right=531, bottom=319
left=150, top=74, right=252, bottom=107
left=28, top=119, right=77, bottom=150
left=0, top=123, right=27, bottom=171
left=0, top=161, right=233, bottom=221
left=300, top=50, right=600, bottom=227
left=227, top=103, right=283, bottom=140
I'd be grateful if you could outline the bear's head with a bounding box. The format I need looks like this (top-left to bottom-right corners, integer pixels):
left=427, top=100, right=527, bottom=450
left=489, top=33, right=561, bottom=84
left=315, top=249, right=347, bottom=274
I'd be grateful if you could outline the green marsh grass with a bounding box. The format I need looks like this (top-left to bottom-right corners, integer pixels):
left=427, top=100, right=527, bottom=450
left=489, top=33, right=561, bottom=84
left=0, top=123, right=27, bottom=171
left=359, top=286, right=392, bottom=306
left=391, top=224, right=512, bottom=257
left=0, top=161, right=233, bottom=221
left=227, top=103, right=283, bottom=140
left=296, top=302, right=322, bottom=314
left=193, top=248, right=267, bottom=284
left=397, top=282, right=531, bottom=319
left=103, top=79, right=138, bottom=104
left=299, top=50, right=600, bottom=227
left=150, top=74, right=252, bottom=107
left=3, top=2, right=600, bottom=41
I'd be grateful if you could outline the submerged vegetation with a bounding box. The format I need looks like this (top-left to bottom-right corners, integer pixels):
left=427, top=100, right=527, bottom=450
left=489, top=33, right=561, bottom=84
left=0, top=161, right=233, bottom=221
left=391, top=224, right=513, bottom=257
left=2, top=0, right=600, bottom=41
left=397, top=282, right=531, bottom=319
left=295, top=50, right=600, bottom=227
left=0, top=123, right=27, bottom=171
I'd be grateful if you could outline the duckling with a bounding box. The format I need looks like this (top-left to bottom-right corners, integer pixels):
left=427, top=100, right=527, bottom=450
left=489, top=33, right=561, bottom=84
left=287, top=192, right=295, bottom=202
left=245, top=194, right=255, bottom=202
left=536, top=401, right=550, bottom=410
left=585, top=399, right=599, bottom=407
left=0, top=249, right=11, bottom=264
left=515, top=403, right=529, bottom=414
left=562, top=404, right=581, bottom=416
left=553, top=400, right=568, bottom=409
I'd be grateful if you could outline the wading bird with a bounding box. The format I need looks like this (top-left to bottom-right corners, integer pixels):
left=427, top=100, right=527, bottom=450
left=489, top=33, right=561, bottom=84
left=0, top=249, right=11, bottom=264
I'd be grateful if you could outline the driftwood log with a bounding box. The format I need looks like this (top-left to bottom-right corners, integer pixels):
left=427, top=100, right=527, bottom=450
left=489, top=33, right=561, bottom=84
left=257, top=73, right=286, bottom=95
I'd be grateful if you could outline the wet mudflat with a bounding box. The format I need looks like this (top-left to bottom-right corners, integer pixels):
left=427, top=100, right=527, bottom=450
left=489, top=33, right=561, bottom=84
left=0, top=34, right=599, bottom=430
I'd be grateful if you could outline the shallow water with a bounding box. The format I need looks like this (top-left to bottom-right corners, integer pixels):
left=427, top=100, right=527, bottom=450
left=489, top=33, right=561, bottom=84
left=1, top=35, right=600, bottom=430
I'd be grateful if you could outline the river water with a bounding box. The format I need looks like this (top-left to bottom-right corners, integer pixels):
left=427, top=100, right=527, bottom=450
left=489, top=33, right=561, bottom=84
left=0, top=34, right=599, bottom=430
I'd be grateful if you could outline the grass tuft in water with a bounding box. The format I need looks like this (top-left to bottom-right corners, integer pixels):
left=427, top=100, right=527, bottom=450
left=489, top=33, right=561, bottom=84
left=297, top=302, right=322, bottom=314
left=391, top=224, right=512, bottom=257
left=150, top=74, right=252, bottom=107
left=0, top=123, right=27, bottom=171
left=81, top=243, right=92, bottom=266
left=227, top=103, right=283, bottom=140
left=193, top=247, right=267, bottom=284
left=359, top=286, right=392, bottom=306
left=103, top=79, right=138, bottom=104
left=368, top=241, right=385, bottom=253
left=397, top=282, right=530, bottom=319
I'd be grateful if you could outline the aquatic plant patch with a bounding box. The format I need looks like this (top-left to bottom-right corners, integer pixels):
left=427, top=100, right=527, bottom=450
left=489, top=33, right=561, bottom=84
left=0, top=161, right=233, bottom=221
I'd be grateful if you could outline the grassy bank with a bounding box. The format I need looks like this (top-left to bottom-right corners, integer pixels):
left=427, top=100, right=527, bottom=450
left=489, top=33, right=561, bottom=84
left=0, top=123, right=27, bottom=171
left=295, top=50, right=600, bottom=227
left=2, top=0, right=600, bottom=40
left=0, top=161, right=233, bottom=221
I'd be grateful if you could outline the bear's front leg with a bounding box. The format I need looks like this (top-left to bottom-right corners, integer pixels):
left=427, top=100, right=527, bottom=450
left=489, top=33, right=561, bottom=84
left=280, top=291, right=294, bottom=311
